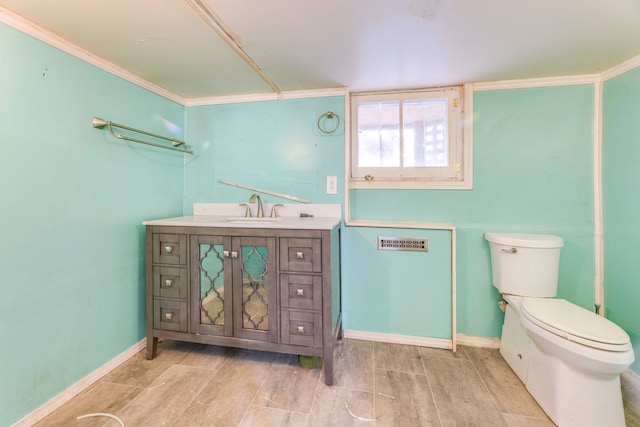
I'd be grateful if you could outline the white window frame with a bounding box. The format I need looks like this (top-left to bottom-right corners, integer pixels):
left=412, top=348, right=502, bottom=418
left=349, top=85, right=472, bottom=190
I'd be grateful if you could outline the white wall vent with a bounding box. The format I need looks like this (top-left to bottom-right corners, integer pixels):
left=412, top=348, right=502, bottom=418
left=377, top=236, right=428, bottom=252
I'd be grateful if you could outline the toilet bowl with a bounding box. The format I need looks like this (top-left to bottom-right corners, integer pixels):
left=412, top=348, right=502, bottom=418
left=505, top=295, right=633, bottom=426
left=485, top=233, right=635, bottom=427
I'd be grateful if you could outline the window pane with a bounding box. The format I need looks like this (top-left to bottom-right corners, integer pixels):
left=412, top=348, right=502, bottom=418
left=357, top=101, right=400, bottom=167
left=403, top=99, right=448, bottom=167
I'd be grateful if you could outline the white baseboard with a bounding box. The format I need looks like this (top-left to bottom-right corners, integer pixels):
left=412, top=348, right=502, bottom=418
left=343, top=330, right=501, bottom=350
left=13, top=339, right=146, bottom=427
left=456, top=334, right=501, bottom=349
left=344, top=329, right=453, bottom=349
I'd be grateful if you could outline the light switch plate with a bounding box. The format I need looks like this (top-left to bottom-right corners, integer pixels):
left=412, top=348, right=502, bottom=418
left=326, top=176, right=338, bottom=194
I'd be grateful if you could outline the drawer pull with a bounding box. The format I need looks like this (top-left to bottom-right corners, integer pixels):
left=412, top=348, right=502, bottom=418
left=296, top=288, right=304, bottom=296
left=297, top=325, right=305, bottom=333
left=296, top=251, right=304, bottom=260
left=165, top=311, right=174, bottom=321
left=164, top=279, right=174, bottom=287
left=164, top=245, right=174, bottom=254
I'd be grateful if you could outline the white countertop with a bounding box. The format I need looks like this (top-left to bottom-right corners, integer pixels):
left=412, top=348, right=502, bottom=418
left=143, top=203, right=342, bottom=230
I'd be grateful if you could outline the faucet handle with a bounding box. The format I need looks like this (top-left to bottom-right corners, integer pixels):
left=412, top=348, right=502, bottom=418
left=239, top=203, right=251, bottom=217
left=270, top=204, right=284, bottom=218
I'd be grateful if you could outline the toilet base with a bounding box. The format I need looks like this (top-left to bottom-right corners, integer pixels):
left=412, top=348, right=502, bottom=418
left=525, top=322, right=627, bottom=427
left=499, top=304, right=529, bottom=383
left=500, top=299, right=630, bottom=427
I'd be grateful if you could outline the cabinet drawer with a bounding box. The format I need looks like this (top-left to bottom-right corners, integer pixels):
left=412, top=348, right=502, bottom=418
left=154, top=299, right=188, bottom=332
left=280, top=238, right=321, bottom=273
left=153, top=233, right=187, bottom=265
left=281, top=310, right=322, bottom=347
left=280, top=274, right=322, bottom=310
left=153, top=266, right=187, bottom=299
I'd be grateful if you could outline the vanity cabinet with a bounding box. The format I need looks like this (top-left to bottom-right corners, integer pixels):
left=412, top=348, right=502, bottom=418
left=145, top=224, right=341, bottom=385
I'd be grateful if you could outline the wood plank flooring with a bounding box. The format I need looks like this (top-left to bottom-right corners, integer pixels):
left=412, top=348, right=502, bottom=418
left=35, top=339, right=640, bottom=426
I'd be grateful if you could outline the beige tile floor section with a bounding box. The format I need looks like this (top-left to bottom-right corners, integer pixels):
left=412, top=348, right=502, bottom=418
left=35, top=339, right=640, bottom=426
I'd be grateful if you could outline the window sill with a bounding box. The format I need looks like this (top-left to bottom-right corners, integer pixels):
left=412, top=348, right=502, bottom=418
left=349, top=179, right=472, bottom=190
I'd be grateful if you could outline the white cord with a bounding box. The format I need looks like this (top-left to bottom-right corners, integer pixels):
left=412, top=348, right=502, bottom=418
left=77, top=412, right=125, bottom=426
left=344, top=403, right=376, bottom=422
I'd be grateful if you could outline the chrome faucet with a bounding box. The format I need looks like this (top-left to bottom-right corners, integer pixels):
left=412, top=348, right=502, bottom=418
left=249, top=193, right=264, bottom=217
left=270, top=204, right=283, bottom=218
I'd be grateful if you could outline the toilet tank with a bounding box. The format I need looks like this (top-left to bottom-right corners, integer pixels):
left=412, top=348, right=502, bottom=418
left=485, top=233, right=564, bottom=297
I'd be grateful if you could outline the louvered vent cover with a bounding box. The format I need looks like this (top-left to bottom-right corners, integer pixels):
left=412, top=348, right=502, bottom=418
left=377, top=236, right=428, bottom=252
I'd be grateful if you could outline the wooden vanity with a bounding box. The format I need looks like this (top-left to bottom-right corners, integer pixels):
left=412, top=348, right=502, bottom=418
left=144, top=207, right=341, bottom=385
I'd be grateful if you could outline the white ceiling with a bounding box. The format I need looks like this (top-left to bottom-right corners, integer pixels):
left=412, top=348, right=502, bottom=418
left=2, top=0, right=640, bottom=102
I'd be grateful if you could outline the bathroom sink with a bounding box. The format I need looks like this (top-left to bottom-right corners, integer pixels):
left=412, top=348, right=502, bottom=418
left=225, top=217, right=280, bottom=224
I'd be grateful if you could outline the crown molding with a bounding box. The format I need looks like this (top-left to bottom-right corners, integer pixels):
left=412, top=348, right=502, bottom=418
left=472, top=74, right=601, bottom=92
left=601, top=53, right=640, bottom=81
left=0, top=6, right=185, bottom=105
left=184, top=87, right=348, bottom=107
left=470, top=55, right=640, bottom=92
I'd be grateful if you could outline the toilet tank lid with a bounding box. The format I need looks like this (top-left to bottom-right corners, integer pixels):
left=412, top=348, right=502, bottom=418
left=485, top=233, right=564, bottom=248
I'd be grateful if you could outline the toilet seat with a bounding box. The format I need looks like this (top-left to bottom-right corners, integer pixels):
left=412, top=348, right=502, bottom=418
left=520, top=298, right=631, bottom=352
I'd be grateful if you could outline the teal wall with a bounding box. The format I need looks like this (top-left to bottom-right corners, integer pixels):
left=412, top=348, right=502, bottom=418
left=1, top=24, right=184, bottom=425
left=341, top=227, right=452, bottom=338
left=350, top=85, right=596, bottom=337
left=183, top=98, right=345, bottom=211
left=603, top=68, right=640, bottom=372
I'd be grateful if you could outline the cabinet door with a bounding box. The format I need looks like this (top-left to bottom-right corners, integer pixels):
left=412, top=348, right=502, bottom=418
left=190, top=235, right=233, bottom=336
left=232, top=236, right=278, bottom=342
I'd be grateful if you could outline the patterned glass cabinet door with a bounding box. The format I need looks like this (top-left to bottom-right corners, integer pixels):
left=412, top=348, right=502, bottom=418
left=190, top=235, right=277, bottom=343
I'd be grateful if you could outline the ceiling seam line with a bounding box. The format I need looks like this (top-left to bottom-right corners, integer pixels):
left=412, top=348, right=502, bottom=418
left=186, top=0, right=281, bottom=95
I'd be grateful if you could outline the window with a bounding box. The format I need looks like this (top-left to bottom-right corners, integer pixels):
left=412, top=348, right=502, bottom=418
left=350, top=86, right=469, bottom=189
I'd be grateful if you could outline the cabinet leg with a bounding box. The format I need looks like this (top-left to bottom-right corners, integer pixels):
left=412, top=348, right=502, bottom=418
left=324, top=364, right=334, bottom=386
left=324, top=318, right=342, bottom=385
left=147, top=336, right=158, bottom=360
left=323, top=349, right=334, bottom=386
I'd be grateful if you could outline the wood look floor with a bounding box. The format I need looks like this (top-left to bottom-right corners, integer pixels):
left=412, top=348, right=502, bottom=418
left=35, top=339, right=640, bottom=426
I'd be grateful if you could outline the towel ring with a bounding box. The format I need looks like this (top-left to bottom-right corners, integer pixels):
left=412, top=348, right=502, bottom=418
left=317, top=111, right=341, bottom=134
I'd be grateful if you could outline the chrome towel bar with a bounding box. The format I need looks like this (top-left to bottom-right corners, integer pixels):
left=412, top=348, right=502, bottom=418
left=92, top=117, right=193, bottom=154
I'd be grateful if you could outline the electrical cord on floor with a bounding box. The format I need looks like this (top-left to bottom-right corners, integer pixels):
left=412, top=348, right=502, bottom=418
left=77, top=412, right=125, bottom=426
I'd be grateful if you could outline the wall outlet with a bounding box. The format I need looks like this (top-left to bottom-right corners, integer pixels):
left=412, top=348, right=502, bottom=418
left=326, top=176, right=338, bottom=194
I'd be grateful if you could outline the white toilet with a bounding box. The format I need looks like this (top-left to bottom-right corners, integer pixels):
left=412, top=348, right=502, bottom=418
left=485, top=232, right=634, bottom=427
